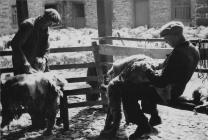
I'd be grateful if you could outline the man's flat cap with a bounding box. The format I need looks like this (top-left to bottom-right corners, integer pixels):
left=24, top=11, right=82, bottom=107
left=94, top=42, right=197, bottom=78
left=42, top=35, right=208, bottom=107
left=160, top=21, right=184, bottom=37
left=43, top=8, right=61, bottom=23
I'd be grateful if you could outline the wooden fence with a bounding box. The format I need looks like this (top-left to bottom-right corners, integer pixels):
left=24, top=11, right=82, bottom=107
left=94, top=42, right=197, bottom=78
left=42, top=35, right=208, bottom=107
left=1, top=38, right=208, bottom=129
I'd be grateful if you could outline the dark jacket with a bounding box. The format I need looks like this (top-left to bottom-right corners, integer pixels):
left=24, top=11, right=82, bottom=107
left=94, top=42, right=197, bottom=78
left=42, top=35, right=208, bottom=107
left=11, top=17, right=49, bottom=75
left=147, top=41, right=200, bottom=99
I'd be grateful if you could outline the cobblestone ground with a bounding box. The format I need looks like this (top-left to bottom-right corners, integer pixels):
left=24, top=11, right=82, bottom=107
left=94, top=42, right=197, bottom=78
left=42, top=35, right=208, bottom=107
left=1, top=98, right=208, bottom=140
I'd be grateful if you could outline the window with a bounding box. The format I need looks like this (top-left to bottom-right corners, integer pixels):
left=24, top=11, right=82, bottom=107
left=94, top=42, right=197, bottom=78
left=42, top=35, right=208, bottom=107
left=11, top=5, right=18, bottom=25
left=72, top=2, right=85, bottom=18
left=172, top=0, right=191, bottom=21
left=71, top=2, right=85, bottom=28
left=45, top=3, right=58, bottom=10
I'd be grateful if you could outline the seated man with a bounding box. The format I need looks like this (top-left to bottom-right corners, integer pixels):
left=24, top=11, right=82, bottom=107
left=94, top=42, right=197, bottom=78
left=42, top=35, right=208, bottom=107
left=120, top=21, right=200, bottom=139
left=100, top=21, right=199, bottom=140
left=139, top=21, right=200, bottom=137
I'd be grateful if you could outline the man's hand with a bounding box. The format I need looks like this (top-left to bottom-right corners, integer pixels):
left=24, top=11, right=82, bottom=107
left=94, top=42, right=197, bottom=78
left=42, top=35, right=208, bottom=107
left=35, top=57, right=46, bottom=64
left=34, top=57, right=47, bottom=71
left=4, top=40, right=12, bottom=49
left=23, top=64, right=37, bottom=74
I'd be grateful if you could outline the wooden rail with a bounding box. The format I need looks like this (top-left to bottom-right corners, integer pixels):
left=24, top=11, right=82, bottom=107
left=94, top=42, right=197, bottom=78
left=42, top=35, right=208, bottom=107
left=93, top=36, right=208, bottom=43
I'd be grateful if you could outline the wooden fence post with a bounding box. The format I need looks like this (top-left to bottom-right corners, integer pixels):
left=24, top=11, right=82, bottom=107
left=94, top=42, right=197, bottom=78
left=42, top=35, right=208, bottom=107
left=16, top=0, right=29, bottom=28
left=60, top=94, right=69, bottom=130
left=97, top=0, right=113, bottom=73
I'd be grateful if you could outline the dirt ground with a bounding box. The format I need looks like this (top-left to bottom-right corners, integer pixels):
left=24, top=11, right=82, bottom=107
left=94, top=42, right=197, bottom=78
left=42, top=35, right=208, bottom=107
left=1, top=73, right=208, bottom=140
left=1, top=104, right=208, bottom=140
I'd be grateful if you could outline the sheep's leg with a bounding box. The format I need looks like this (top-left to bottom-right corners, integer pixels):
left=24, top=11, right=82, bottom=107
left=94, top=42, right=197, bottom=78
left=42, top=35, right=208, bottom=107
left=44, top=101, right=59, bottom=136
left=44, top=112, right=56, bottom=136
left=101, top=88, right=121, bottom=137
left=100, top=108, right=121, bottom=138
left=100, top=78, right=122, bottom=138
left=30, top=111, right=46, bottom=129
left=103, top=107, right=113, bottom=130
left=44, top=105, right=58, bottom=135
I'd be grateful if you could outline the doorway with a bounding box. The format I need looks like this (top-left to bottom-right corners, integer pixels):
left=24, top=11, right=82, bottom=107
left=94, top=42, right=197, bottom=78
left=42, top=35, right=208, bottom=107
left=134, top=0, right=150, bottom=27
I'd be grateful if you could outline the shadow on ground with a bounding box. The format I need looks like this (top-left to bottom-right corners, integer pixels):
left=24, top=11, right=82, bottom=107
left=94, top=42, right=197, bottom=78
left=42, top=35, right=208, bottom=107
left=1, top=107, right=129, bottom=140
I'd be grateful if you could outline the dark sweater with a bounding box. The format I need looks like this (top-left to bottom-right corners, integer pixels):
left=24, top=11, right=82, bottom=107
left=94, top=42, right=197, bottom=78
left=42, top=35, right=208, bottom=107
left=147, top=41, right=200, bottom=99
left=11, top=17, right=49, bottom=74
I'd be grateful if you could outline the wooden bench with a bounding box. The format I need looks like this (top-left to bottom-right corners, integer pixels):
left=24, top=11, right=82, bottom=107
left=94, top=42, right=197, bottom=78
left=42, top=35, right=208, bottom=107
left=0, top=42, right=108, bottom=130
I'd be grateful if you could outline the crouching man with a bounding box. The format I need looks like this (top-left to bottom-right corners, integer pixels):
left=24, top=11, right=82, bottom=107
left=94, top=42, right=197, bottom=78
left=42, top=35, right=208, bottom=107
left=1, top=72, right=67, bottom=135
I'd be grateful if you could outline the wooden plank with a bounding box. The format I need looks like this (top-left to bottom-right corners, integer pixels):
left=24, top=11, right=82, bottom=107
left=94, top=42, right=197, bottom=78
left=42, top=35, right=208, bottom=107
left=67, top=100, right=107, bottom=108
left=60, top=95, right=69, bottom=130
left=97, top=0, right=112, bottom=39
left=99, top=44, right=173, bottom=59
left=97, top=0, right=113, bottom=71
left=49, top=46, right=93, bottom=53
left=49, top=62, right=96, bottom=70
left=1, top=67, right=207, bottom=75
left=0, top=63, right=108, bottom=75
left=0, top=46, right=94, bottom=56
left=199, top=48, right=208, bottom=60
left=98, top=37, right=165, bottom=42
left=0, top=67, right=14, bottom=73
left=64, top=88, right=101, bottom=96
left=93, top=37, right=208, bottom=44
left=93, top=42, right=104, bottom=84
left=63, top=82, right=102, bottom=96
left=195, top=68, right=208, bottom=73
left=16, top=0, right=29, bottom=27
left=66, top=76, right=98, bottom=83
left=0, top=50, right=12, bottom=56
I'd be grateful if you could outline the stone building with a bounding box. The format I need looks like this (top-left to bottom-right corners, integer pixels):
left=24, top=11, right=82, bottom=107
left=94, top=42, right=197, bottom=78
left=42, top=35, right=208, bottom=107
left=0, top=0, right=207, bottom=35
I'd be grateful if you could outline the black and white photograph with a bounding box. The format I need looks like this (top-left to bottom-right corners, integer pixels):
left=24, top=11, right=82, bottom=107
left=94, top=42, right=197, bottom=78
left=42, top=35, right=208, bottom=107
left=0, top=0, right=208, bottom=140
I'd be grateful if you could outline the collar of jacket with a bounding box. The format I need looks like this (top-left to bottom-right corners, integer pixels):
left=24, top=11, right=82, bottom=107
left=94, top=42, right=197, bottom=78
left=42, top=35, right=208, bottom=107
left=175, top=41, right=190, bottom=49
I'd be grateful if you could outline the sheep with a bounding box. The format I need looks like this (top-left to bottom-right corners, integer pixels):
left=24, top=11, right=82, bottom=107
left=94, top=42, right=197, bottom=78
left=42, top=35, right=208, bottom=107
left=1, top=72, right=67, bottom=135
left=100, top=55, right=171, bottom=138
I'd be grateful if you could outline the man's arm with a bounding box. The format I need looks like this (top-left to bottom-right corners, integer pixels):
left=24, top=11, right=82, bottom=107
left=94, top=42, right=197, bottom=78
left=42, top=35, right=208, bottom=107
left=38, top=29, right=50, bottom=59
left=146, top=50, right=185, bottom=88
left=11, top=21, right=33, bottom=65
left=34, top=29, right=50, bottom=72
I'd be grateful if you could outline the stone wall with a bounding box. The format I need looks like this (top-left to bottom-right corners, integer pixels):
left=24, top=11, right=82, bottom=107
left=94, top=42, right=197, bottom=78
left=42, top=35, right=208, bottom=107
left=149, top=0, right=171, bottom=27
left=0, top=0, right=205, bottom=35
left=195, top=0, right=208, bottom=26
left=27, top=0, right=44, bottom=18
left=112, top=0, right=134, bottom=28
left=85, top=0, right=97, bottom=28
left=0, top=0, right=44, bottom=35
left=0, top=0, right=17, bottom=35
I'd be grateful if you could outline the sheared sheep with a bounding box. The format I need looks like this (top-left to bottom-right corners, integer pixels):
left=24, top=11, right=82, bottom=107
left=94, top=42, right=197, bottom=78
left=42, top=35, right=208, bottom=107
left=100, top=55, right=171, bottom=138
left=1, top=72, right=67, bottom=135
